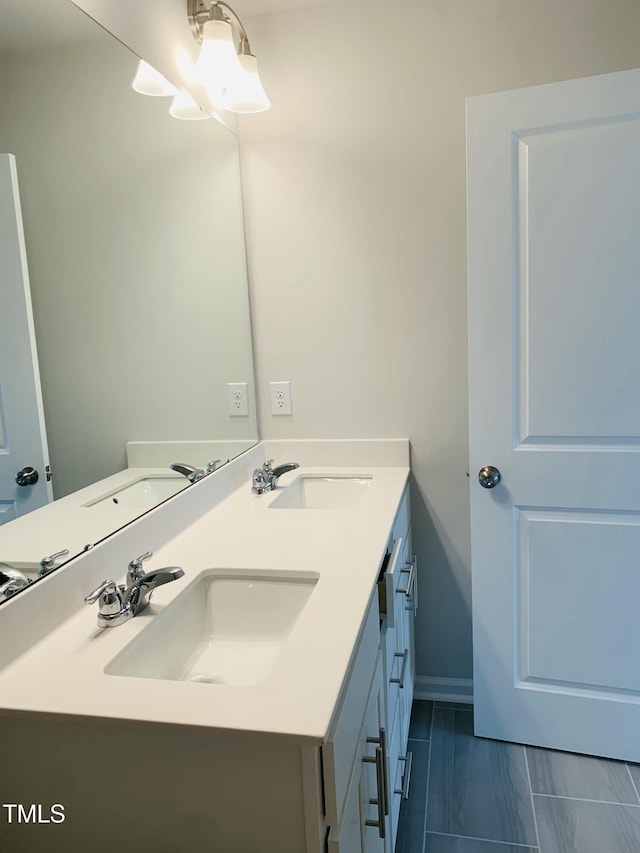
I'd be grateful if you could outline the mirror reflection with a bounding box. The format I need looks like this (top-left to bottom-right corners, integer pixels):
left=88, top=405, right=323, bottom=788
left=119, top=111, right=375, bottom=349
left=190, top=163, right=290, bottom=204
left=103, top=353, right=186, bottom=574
left=0, top=0, right=257, bottom=600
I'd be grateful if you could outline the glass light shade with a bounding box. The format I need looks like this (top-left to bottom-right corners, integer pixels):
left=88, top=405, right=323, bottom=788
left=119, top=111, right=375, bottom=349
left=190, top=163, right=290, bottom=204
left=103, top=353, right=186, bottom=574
left=222, top=53, right=271, bottom=113
left=132, top=60, right=176, bottom=96
left=169, top=91, right=211, bottom=120
left=195, top=19, right=244, bottom=92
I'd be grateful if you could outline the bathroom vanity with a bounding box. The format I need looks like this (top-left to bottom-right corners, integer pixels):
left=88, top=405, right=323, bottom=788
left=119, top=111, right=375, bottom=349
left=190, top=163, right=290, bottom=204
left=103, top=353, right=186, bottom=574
left=0, top=440, right=413, bottom=853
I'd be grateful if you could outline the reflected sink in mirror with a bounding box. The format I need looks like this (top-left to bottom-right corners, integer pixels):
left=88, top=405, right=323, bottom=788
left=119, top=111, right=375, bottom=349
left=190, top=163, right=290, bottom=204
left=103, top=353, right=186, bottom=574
left=84, top=476, right=187, bottom=509
left=269, top=476, right=372, bottom=510
left=106, top=570, right=318, bottom=686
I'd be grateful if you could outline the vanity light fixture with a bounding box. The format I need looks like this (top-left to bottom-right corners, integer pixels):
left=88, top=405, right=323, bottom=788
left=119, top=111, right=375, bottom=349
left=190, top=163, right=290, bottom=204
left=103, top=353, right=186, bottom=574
left=188, top=0, right=271, bottom=113
left=131, top=58, right=211, bottom=121
left=132, top=60, right=177, bottom=97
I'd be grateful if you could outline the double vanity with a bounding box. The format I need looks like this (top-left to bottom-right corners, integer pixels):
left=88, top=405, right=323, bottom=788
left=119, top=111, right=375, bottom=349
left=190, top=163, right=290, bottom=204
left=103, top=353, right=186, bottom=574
left=0, top=440, right=414, bottom=853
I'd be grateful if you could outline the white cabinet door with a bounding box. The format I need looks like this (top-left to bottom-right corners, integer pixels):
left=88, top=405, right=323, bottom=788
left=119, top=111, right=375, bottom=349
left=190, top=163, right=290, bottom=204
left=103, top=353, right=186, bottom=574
left=327, top=771, right=363, bottom=853
left=327, top=654, right=386, bottom=853
left=468, top=67, right=640, bottom=760
left=0, top=154, right=52, bottom=523
left=360, top=656, right=387, bottom=853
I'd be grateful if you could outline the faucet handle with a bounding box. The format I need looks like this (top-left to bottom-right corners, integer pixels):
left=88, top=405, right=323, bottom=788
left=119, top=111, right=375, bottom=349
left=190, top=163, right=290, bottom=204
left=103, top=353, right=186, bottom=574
left=127, top=551, right=152, bottom=582
left=84, top=579, right=117, bottom=605
left=85, top=580, right=130, bottom=627
left=39, top=548, right=70, bottom=577
left=206, top=459, right=221, bottom=474
left=252, top=466, right=268, bottom=494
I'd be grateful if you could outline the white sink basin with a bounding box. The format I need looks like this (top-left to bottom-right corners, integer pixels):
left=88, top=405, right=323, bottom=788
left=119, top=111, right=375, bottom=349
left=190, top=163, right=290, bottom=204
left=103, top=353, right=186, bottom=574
left=84, top=476, right=187, bottom=509
left=269, top=475, right=372, bottom=509
left=105, top=570, right=318, bottom=686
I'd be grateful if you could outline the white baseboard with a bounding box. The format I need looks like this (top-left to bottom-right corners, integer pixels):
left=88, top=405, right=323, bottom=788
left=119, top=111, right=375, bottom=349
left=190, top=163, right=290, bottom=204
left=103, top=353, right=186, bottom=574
left=414, top=676, right=473, bottom=704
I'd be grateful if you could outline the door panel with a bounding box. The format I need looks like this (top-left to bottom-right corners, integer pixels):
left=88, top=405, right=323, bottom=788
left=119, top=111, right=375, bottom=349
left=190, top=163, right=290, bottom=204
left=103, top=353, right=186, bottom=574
left=467, top=67, right=640, bottom=760
left=517, top=120, right=640, bottom=442
left=517, top=509, right=640, bottom=692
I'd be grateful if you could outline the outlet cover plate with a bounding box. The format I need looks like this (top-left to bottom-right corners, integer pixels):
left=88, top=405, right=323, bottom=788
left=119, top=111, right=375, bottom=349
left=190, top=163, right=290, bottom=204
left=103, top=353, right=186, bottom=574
left=270, top=381, right=292, bottom=416
left=227, top=382, right=249, bottom=416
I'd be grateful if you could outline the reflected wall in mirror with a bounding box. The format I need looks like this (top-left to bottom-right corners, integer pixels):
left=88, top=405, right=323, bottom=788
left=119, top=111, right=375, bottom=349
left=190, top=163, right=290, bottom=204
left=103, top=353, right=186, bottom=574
left=0, top=0, right=257, bottom=598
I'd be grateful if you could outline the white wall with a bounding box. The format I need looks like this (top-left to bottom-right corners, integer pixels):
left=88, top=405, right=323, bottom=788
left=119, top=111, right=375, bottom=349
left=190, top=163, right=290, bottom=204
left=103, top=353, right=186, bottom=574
left=237, top=0, right=640, bottom=682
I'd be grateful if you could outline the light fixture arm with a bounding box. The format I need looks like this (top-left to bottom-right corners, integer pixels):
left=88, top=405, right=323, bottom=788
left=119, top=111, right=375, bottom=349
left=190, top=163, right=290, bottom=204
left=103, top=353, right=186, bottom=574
left=188, top=0, right=253, bottom=53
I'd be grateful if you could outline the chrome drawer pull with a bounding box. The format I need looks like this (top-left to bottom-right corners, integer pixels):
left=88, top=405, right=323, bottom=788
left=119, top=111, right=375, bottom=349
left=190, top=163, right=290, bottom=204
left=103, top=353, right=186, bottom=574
left=398, top=557, right=416, bottom=597
left=366, top=727, right=389, bottom=814
left=390, top=649, right=408, bottom=688
left=363, top=746, right=386, bottom=838
left=395, top=751, right=413, bottom=799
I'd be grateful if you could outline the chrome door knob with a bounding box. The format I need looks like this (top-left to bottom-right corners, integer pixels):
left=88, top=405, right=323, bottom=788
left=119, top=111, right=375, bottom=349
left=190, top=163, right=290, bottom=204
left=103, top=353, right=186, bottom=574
left=15, top=466, right=39, bottom=487
left=478, top=466, right=501, bottom=489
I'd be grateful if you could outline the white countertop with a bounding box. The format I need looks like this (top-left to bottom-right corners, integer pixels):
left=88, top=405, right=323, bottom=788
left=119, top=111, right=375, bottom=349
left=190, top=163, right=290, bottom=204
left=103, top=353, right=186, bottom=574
left=0, top=441, right=409, bottom=743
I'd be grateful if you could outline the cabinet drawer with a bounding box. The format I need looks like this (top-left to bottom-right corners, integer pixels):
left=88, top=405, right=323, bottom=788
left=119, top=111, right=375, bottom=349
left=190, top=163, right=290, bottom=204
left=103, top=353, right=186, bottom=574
left=393, top=562, right=408, bottom=648
left=400, top=623, right=415, bottom=730
left=388, top=709, right=403, bottom=850
left=383, top=622, right=400, bottom=718
left=323, top=592, right=380, bottom=828
left=390, top=728, right=412, bottom=847
left=384, top=631, right=410, bottom=719
left=382, top=536, right=405, bottom=630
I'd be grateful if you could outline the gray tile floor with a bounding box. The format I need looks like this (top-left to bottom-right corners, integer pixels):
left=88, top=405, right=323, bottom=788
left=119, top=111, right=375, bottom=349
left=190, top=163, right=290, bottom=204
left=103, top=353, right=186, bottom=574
left=396, top=701, right=640, bottom=853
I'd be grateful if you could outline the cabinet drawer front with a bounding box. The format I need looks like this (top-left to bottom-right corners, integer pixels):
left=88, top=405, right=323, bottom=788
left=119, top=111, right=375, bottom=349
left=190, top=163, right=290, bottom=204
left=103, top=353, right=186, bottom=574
left=391, top=740, right=413, bottom=847
left=401, top=628, right=415, bottom=733
left=392, top=564, right=408, bottom=647
left=323, top=593, right=380, bottom=828
left=388, top=711, right=403, bottom=850
left=384, top=536, right=405, bottom=630
left=383, top=624, right=401, bottom=716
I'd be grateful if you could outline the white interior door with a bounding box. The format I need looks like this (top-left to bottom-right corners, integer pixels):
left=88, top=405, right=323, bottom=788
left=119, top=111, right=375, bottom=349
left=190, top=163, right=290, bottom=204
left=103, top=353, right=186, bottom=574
left=467, top=68, right=640, bottom=761
left=0, top=153, right=52, bottom=523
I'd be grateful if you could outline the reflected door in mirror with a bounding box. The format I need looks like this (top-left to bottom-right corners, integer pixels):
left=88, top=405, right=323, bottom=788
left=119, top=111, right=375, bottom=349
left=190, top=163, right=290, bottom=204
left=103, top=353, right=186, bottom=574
left=0, top=154, right=52, bottom=524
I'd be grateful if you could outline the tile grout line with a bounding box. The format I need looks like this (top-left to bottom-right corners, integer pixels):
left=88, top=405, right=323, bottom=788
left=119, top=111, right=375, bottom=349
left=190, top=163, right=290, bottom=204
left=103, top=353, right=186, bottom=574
left=421, top=703, right=435, bottom=853
left=532, top=792, right=640, bottom=808
left=626, top=764, right=640, bottom=806
left=425, top=829, right=539, bottom=849
left=523, top=746, right=542, bottom=852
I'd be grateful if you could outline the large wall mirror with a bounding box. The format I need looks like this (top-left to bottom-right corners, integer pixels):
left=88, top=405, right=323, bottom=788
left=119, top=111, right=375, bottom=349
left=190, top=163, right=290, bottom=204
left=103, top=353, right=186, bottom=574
left=0, top=0, right=258, bottom=600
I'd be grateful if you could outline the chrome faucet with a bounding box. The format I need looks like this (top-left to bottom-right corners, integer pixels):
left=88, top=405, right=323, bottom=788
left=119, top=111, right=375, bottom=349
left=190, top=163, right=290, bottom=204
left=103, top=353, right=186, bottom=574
left=170, top=460, right=221, bottom=483
left=0, top=565, right=30, bottom=601
left=84, top=551, right=185, bottom=628
left=251, top=460, right=300, bottom=495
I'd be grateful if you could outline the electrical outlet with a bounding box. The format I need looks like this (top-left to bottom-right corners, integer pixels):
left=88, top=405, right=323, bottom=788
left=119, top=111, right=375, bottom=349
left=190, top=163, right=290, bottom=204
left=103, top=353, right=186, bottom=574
left=227, top=382, right=249, bottom=416
left=270, top=381, right=292, bottom=416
